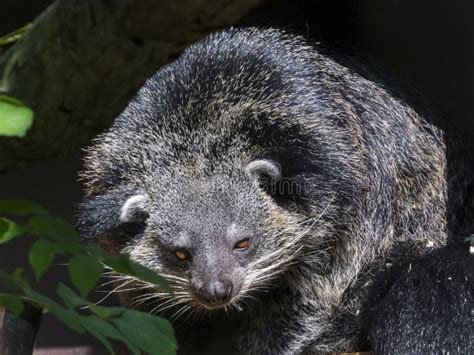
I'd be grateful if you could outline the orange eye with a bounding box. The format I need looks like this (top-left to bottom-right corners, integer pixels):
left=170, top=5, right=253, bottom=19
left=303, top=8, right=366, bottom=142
left=175, top=249, right=189, bottom=261
left=234, top=238, right=250, bottom=250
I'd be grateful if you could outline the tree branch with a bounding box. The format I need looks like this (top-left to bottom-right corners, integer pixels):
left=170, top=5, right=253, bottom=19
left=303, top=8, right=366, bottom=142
left=0, top=0, right=264, bottom=171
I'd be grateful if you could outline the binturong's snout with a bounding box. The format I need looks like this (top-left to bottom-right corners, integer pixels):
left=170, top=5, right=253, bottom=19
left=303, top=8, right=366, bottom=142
left=191, top=276, right=237, bottom=308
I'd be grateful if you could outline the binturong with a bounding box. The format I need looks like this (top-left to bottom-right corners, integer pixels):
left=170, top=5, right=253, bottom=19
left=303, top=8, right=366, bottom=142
left=77, top=28, right=473, bottom=353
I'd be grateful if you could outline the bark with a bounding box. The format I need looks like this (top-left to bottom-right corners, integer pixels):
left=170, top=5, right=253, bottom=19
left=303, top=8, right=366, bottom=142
left=0, top=0, right=264, bottom=171
left=0, top=305, right=43, bottom=355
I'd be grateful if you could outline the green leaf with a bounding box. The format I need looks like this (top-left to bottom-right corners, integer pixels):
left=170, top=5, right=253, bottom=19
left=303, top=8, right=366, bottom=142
left=0, top=217, right=24, bottom=244
left=112, top=309, right=177, bottom=355
left=68, top=255, right=103, bottom=297
left=82, top=324, right=115, bottom=355
left=0, top=270, right=26, bottom=293
left=128, top=261, right=172, bottom=294
left=103, top=254, right=134, bottom=274
left=0, top=198, right=47, bottom=215
left=0, top=95, right=23, bottom=106
left=0, top=293, right=24, bottom=315
left=0, top=24, right=32, bottom=46
left=82, top=243, right=108, bottom=259
left=26, top=290, right=84, bottom=333
left=28, top=240, right=55, bottom=281
left=26, top=215, right=80, bottom=251
left=57, top=283, right=90, bottom=309
left=81, top=315, right=140, bottom=355
left=89, top=305, right=124, bottom=319
left=105, top=255, right=172, bottom=294
left=0, top=96, right=34, bottom=137
left=0, top=219, right=6, bottom=235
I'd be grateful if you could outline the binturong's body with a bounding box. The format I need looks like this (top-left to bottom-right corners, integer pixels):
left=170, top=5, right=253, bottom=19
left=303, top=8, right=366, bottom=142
left=78, top=28, right=473, bottom=353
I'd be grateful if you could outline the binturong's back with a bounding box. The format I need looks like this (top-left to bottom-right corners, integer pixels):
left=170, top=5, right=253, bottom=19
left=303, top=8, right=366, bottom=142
left=77, top=28, right=473, bottom=354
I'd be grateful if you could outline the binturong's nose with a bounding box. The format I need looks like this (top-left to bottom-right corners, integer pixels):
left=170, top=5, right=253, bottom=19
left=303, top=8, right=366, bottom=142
left=194, top=278, right=234, bottom=307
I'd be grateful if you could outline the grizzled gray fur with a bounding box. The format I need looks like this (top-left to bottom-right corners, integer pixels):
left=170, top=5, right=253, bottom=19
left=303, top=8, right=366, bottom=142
left=78, top=28, right=473, bottom=353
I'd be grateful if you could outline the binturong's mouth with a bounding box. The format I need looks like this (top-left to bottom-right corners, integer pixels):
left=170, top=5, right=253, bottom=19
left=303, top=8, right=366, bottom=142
left=193, top=297, right=233, bottom=310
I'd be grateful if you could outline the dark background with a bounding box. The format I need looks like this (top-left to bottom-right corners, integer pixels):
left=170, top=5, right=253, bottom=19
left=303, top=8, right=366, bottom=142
left=1, top=0, right=473, bottom=351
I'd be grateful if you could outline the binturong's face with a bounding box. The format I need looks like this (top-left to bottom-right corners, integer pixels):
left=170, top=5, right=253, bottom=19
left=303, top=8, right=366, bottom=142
left=121, top=163, right=293, bottom=311
left=79, top=158, right=310, bottom=315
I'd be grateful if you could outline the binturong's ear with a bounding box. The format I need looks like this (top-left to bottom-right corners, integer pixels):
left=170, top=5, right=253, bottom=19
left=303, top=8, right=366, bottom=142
left=119, top=195, right=148, bottom=223
left=76, top=191, right=149, bottom=240
left=245, top=159, right=282, bottom=185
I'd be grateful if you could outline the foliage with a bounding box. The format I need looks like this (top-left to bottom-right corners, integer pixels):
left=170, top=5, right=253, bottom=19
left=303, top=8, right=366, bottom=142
left=0, top=37, right=177, bottom=352
left=0, top=23, right=32, bottom=46
left=0, top=199, right=177, bottom=354
left=0, top=95, right=34, bottom=137
left=0, top=27, right=34, bottom=137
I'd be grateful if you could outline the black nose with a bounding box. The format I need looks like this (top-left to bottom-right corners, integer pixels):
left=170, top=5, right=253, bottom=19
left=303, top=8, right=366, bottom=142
left=197, top=278, right=233, bottom=305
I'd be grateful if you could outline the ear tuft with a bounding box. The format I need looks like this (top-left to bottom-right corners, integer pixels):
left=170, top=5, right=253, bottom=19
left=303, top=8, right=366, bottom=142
left=245, top=159, right=282, bottom=183
left=120, top=194, right=148, bottom=223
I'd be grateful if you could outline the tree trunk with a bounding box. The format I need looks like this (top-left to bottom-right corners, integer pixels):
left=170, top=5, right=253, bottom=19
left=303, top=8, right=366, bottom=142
left=0, top=305, right=43, bottom=355
left=0, top=0, right=264, bottom=171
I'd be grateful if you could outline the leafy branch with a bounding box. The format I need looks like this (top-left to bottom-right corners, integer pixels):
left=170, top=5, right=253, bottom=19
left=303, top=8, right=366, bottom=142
left=0, top=94, right=177, bottom=354
left=0, top=24, right=32, bottom=47
left=0, top=199, right=177, bottom=354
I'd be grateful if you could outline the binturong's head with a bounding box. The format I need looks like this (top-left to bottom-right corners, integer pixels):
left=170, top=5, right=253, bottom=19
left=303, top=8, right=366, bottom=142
left=77, top=29, right=355, bottom=314
left=78, top=157, right=312, bottom=312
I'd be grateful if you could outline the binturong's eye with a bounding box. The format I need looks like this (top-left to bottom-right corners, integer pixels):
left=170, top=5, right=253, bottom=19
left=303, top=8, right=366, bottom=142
left=234, top=238, right=250, bottom=250
left=175, top=249, right=190, bottom=261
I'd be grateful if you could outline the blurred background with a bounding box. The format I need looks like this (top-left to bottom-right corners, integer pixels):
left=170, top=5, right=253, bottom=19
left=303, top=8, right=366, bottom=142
left=1, top=0, right=473, bottom=352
